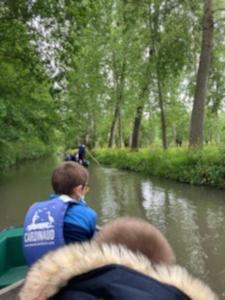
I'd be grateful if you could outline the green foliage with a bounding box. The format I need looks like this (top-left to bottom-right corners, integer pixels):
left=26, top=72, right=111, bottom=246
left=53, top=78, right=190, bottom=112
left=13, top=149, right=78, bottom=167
left=63, top=0, right=225, bottom=149
left=93, top=147, right=225, bottom=189
left=0, top=2, right=61, bottom=170
left=0, top=0, right=224, bottom=171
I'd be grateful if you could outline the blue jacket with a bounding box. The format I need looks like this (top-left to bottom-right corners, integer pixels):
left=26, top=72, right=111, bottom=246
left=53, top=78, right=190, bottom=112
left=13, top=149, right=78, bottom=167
left=64, top=197, right=97, bottom=243
left=48, top=193, right=97, bottom=243
left=23, top=194, right=97, bottom=265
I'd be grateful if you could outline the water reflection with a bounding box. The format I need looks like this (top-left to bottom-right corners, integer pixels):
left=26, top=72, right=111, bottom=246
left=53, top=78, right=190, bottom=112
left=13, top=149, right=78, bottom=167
left=88, top=167, right=144, bottom=223
left=89, top=166, right=225, bottom=298
left=141, top=181, right=206, bottom=276
left=0, top=156, right=60, bottom=229
left=0, top=160, right=224, bottom=298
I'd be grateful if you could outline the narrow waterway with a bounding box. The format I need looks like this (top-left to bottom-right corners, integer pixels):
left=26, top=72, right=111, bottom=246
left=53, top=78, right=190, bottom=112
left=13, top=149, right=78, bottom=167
left=0, top=156, right=224, bottom=298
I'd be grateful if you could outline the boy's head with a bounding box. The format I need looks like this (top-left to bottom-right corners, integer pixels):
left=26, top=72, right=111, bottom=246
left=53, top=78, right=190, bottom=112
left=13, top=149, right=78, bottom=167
left=52, top=162, right=89, bottom=197
left=95, top=217, right=176, bottom=265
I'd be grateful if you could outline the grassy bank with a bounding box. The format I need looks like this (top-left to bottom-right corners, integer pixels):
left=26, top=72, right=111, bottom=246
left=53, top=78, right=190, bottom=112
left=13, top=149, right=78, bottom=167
left=93, top=147, right=225, bottom=189
left=0, top=138, right=56, bottom=171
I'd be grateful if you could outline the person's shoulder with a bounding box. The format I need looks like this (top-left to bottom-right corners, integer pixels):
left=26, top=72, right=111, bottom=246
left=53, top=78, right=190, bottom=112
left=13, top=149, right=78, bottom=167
left=79, top=203, right=97, bottom=221
left=80, top=203, right=97, bottom=216
left=86, top=206, right=97, bottom=217
left=48, top=193, right=59, bottom=200
left=67, top=201, right=96, bottom=216
left=29, top=198, right=50, bottom=208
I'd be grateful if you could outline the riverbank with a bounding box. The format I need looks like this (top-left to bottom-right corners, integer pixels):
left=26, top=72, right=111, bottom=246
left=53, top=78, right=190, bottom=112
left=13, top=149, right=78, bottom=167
left=93, top=147, right=225, bottom=189
left=0, top=139, right=57, bottom=171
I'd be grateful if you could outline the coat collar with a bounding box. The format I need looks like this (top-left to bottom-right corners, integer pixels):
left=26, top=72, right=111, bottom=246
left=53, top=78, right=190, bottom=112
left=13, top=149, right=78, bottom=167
left=19, top=242, right=218, bottom=300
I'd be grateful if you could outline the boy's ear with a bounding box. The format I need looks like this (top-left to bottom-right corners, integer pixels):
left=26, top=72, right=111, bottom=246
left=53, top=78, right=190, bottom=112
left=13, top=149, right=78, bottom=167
left=73, top=185, right=83, bottom=195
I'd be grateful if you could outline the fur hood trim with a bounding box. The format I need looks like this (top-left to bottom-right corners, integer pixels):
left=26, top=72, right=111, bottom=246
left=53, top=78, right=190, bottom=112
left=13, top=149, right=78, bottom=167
left=19, top=242, right=218, bottom=300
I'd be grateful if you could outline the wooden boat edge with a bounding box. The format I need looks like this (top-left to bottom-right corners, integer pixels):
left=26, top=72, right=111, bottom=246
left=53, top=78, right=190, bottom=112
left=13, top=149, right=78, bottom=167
left=0, top=279, right=24, bottom=296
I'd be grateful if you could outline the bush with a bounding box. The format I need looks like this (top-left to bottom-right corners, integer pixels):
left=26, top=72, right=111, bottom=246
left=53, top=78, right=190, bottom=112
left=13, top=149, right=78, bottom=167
left=0, top=137, right=55, bottom=172
left=93, top=146, right=225, bottom=189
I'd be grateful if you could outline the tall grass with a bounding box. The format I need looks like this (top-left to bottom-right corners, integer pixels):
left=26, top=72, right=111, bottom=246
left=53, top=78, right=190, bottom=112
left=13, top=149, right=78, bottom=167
left=0, top=138, right=55, bottom=171
left=93, top=146, right=225, bottom=189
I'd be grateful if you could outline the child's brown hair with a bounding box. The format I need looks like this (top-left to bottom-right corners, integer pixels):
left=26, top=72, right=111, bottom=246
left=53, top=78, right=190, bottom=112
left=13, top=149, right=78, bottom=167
left=52, top=162, right=89, bottom=196
left=95, top=217, right=176, bottom=265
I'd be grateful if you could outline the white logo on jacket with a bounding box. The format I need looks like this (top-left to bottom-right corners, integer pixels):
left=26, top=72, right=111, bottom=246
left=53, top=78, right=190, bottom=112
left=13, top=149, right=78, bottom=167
left=24, top=209, right=56, bottom=245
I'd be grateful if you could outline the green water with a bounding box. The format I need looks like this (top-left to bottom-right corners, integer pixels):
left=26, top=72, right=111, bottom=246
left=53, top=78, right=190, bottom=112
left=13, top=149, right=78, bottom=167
left=0, top=156, right=224, bottom=298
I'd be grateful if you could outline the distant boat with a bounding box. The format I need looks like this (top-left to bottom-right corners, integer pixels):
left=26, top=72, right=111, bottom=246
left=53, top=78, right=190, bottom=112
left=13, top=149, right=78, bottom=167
left=0, top=227, right=27, bottom=296
left=64, top=153, right=90, bottom=168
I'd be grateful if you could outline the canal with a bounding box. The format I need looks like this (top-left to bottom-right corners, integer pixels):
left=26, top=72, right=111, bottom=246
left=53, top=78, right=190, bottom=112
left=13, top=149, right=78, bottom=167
left=0, top=156, right=224, bottom=298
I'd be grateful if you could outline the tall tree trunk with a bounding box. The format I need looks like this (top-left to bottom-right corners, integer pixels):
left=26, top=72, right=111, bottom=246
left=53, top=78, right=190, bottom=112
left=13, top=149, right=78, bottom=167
left=157, top=72, right=167, bottom=149
left=108, top=105, right=119, bottom=148
left=131, top=1, right=153, bottom=150
left=90, top=111, right=97, bottom=148
left=131, top=74, right=151, bottom=150
left=131, top=105, right=144, bottom=149
left=118, top=110, right=123, bottom=147
left=108, top=1, right=129, bottom=148
left=108, top=59, right=126, bottom=148
left=189, top=0, right=214, bottom=148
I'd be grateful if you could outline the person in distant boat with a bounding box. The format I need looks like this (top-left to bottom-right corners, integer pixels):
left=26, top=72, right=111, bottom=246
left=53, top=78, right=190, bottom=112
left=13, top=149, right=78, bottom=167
left=23, top=161, right=97, bottom=266
left=78, top=144, right=86, bottom=163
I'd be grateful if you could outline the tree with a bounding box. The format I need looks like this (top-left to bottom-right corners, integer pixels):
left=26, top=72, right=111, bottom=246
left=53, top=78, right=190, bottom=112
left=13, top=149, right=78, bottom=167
left=189, top=0, right=214, bottom=148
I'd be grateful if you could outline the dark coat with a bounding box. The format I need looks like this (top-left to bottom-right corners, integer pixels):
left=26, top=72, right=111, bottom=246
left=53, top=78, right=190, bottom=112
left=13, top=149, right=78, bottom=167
left=54, top=264, right=190, bottom=300
left=20, top=242, right=218, bottom=300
